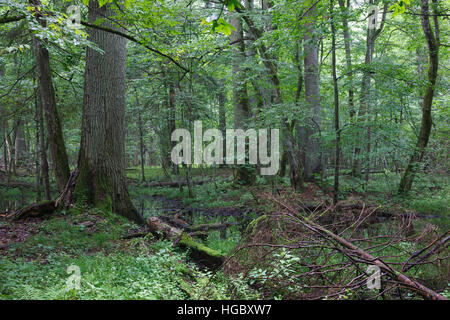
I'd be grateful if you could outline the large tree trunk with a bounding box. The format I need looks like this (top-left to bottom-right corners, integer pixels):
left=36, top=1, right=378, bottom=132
left=230, top=12, right=254, bottom=185
left=398, top=0, right=439, bottom=194
left=301, top=1, right=322, bottom=181
left=75, top=1, right=145, bottom=225
left=31, top=0, right=70, bottom=191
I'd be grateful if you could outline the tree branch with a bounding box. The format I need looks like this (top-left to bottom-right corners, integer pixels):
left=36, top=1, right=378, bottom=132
left=80, top=20, right=189, bottom=73
left=0, top=14, right=25, bottom=24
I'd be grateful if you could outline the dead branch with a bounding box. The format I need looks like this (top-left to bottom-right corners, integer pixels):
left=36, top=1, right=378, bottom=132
left=268, top=194, right=447, bottom=300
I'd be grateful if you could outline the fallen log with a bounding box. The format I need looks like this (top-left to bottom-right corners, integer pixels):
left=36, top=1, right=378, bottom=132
left=186, top=222, right=238, bottom=232
left=142, top=179, right=209, bottom=188
left=7, top=169, right=79, bottom=221
left=0, top=181, right=35, bottom=188
left=148, top=217, right=225, bottom=269
left=8, top=200, right=56, bottom=220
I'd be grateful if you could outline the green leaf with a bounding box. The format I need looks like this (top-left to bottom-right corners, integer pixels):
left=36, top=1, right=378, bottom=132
left=98, top=0, right=109, bottom=8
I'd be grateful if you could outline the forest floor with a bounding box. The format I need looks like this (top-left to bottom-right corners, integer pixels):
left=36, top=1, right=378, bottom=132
left=0, top=167, right=448, bottom=299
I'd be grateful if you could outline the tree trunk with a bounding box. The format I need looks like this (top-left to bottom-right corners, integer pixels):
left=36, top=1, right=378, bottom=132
left=38, top=89, right=51, bottom=201
left=31, top=0, right=70, bottom=191
left=330, top=0, right=340, bottom=204
left=302, top=1, right=322, bottom=181
left=134, top=88, right=146, bottom=182
left=218, top=80, right=227, bottom=167
left=398, top=0, right=439, bottom=194
left=34, top=88, right=42, bottom=201
left=75, top=1, right=145, bottom=225
left=168, top=77, right=178, bottom=174
left=237, top=1, right=302, bottom=188
left=231, top=12, right=254, bottom=185
left=338, top=0, right=355, bottom=118
left=14, top=119, right=25, bottom=168
left=352, top=1, right=387, bottom=178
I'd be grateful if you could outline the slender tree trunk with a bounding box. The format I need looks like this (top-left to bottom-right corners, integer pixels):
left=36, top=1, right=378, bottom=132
left=218, top=80, right=227, bottom=167
left=168, top=77, right=178, bottom=174
left=352, top=1, right=386, bottom=178
left=330, top=0, right=340, bottom=204
left=134, top=89, right=146, bottom=183
left=399, top=0, right=439, bottom=194
left=338, top=0, right=355, bottom=118
left=1, top=119, right=6, bottom=173
left=294, top=40, right=306, bottom=180
left=34, top=88, right=42, bottom=201
left=75, top=1, right=145, bottom=225
left=31, top=0, right=70, bottom=191
left=14, top=119, right=25, bottom=168
left=138, top=113, right=145, bottom=182
left=5, top=122, right=15, bottom=178
left=38, top=89, right=51, bottom=201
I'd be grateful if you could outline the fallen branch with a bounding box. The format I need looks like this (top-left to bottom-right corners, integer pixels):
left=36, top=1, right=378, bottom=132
left=7, top=168, right=79, bottom=221
left=268, top=194, right=447, bottom=300
left=402, top=232, right=450, bottom=272
left=8, top=200, right=56, bottom=220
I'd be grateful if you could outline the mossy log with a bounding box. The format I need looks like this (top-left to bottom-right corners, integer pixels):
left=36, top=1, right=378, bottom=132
left=186, top=222, right=238, bottom=232
left=0, top=181, right=36, bottom=188
left=141, top=179, right=209, bottom=188
left=147, top=217, right=225, bottom=269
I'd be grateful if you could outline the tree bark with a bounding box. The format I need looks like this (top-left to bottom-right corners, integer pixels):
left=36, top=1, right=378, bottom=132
left=75, top=1, right=145, bottom=225
left=302, top=1, right=322, bottom=181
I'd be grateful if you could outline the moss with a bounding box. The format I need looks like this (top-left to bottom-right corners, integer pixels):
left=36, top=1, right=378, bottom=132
left=73, top=166, right=90, bottom=205
left=95, top=194, right=112, bottom=213
left=178, top=233, right=225, bottom=268
left=245, top=214, right=268, bottom=235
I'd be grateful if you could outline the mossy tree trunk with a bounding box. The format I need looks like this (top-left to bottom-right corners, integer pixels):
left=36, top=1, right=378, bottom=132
left=75, top=1, right=145, bottom=225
